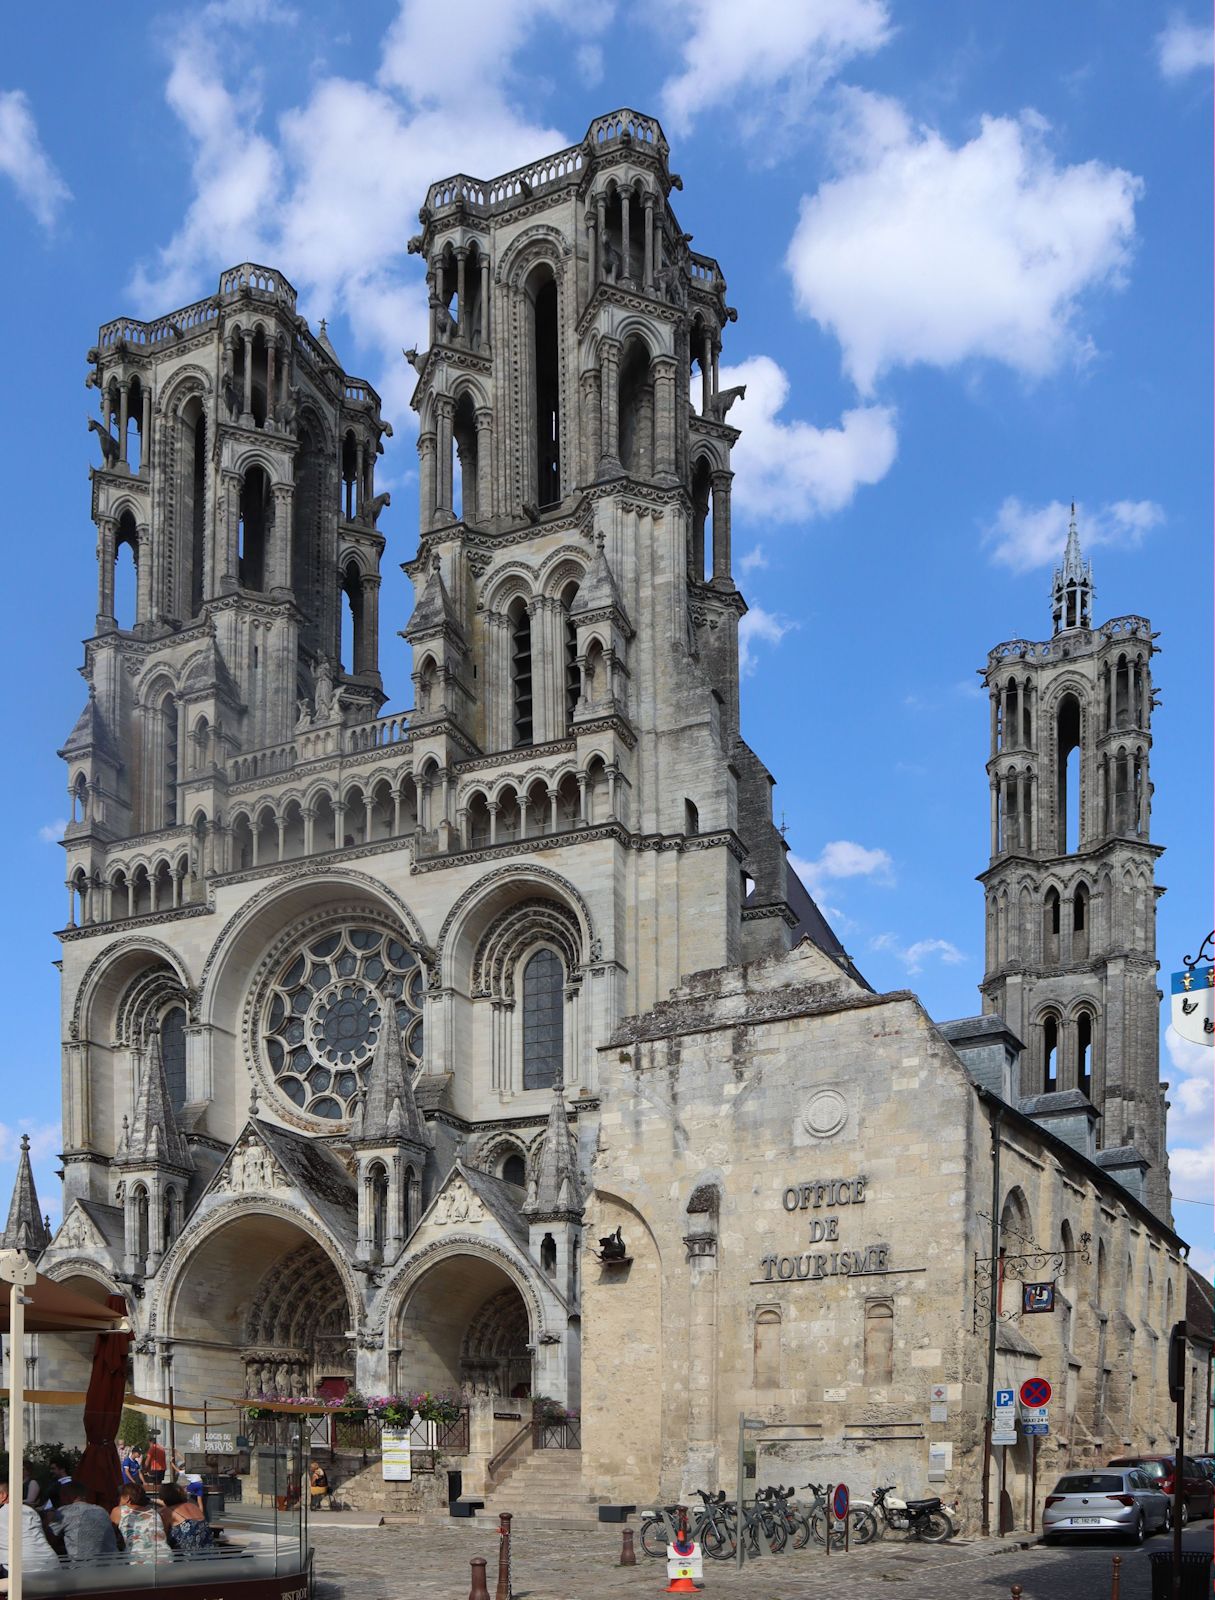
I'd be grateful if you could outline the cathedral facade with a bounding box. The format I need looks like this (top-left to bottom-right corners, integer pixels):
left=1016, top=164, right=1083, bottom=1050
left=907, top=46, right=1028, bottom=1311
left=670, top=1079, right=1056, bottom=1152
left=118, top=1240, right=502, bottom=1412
left=23, top=110, right=1189, bottom=1530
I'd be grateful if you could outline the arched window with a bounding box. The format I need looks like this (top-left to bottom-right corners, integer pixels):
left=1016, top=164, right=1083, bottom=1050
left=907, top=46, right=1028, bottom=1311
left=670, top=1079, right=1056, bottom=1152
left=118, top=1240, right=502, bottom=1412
left=369, top=1162, right=388, bottom=1256
left=1042, top=1013, right=1059, bottom=1090
left=1073, top=882, right=1089, bottom=957
left=1096, top=1239, right=1108, bottom=1307
left=1077, top=1010, right=1094, bottom=1098
left=114, top=512, right=139, bottom=629
left=341, top=561, right=364, bottom=675
left=619, top=336, right=654, bottom=478
left=1044, top=888, right=1061, bottom=961
left=179, top=396, right=208, bottom=618
left=1056, top=693, right=1081, bottom=851
left=522, top=948, right=564, bottom=1090
left=690, top=457, right=712, bottom=579
left=135, top=1186, right=150, bottom=1266
left=754, top=1308, right=781, bottom=1389
left=238, top=466, right=269, bottom=591
left=341, top=430, right=359, bottom=520
left=864, top=1300, right=894, bottom=1385
left=541, top=1232, right=557, bottom=1277
left=560, top=580, right=581, bottom=731
left=502, top=1152, right=526, bottom=1188
left=161, top=1005, right=188, bottom=1114
left=509, top=598, right=534, bottom=746
left=529, top=269, right=561, bottom=507
left=453, top=390, right=479, bottom=521
left=126, top=377, right=143, bottom=474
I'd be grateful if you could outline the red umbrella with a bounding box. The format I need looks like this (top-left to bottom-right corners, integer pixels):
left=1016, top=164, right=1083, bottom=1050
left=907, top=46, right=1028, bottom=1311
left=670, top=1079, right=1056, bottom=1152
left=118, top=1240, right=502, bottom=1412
left=76, top=1293, right=131, bottom=1511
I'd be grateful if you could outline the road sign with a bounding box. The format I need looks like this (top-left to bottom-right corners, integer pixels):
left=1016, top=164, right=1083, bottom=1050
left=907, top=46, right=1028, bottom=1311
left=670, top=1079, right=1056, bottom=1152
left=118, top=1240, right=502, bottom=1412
left=995, top=1388, right=1015, bottom=1410
left=992, top=1428, right=1017, bottom=1447
left=833, top=1484, right=850, bottom=1521
left=1023, top=1422, right=1049, bottom=1436
left=1171, top=966, right=1214, bottom=1047
left=1019, top=1377, right=1051, bottom=1409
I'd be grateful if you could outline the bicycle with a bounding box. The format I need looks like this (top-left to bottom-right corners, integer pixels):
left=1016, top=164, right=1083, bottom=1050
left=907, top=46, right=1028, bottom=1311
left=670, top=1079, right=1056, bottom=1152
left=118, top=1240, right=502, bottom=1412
left=757, top=1485, right=811, bottom=1549
left=638, top=1492, right=734, bottom=1560
left=800, top=1481, right=849, bottom=1550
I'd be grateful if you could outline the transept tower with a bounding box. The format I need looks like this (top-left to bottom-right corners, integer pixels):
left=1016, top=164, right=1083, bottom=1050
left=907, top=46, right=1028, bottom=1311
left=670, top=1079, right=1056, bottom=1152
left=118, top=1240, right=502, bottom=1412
left=979, top=510, right=1170, bottom=1220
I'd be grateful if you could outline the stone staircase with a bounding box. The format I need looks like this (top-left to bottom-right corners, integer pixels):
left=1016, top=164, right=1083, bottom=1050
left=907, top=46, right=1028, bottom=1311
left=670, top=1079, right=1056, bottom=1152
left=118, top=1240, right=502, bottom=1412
left=475, top=1447, right=600, bottom=1527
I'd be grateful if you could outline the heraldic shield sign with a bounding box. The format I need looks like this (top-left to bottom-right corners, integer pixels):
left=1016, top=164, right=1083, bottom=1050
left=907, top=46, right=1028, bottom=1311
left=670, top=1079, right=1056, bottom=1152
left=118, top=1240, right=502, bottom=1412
left=1171, top=960, right=1214, bottom=1048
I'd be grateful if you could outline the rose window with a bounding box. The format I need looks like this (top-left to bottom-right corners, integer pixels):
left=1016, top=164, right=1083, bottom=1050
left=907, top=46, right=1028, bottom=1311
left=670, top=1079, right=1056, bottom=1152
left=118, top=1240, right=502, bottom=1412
left=262, top=924, right=425, bottom=1120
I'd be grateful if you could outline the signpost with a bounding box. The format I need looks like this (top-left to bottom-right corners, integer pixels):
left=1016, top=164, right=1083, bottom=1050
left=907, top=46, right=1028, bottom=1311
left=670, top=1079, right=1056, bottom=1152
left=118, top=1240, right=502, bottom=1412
left=1019, top=1377, right=1051, bottom=1410
left=832, top=1484, right=850, bottom=1555
left=992, top=1387, right=1017, bottom=1446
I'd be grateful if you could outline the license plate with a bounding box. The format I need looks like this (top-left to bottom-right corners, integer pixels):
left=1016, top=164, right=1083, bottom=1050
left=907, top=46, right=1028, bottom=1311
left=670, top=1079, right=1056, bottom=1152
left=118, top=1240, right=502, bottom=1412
left=1071, top=1516, right=1101, bottom=1523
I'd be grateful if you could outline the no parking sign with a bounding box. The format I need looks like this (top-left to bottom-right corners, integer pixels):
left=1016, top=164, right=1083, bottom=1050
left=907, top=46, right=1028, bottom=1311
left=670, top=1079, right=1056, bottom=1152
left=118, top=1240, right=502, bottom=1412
left=832, top=1484, right=849, bottom=1521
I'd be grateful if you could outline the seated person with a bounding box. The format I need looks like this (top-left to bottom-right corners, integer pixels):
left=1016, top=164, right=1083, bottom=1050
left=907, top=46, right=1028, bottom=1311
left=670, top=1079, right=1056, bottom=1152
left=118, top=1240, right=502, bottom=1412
left=309, top=1463, right=330, bottom=1511
left=51, top=1482, right=119, bottom=1562
left=111, top=1483, right=170, bottom=1562
left=0, top=1481, right=59, bottom=1574
left=160, top=1484, right=215, bottom=1553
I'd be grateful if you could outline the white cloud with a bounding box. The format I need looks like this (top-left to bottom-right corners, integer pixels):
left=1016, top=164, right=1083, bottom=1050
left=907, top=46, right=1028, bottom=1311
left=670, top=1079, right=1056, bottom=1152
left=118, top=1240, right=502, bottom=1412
left=576, top=44, right=605, bottom=86
left=984, top=496, right=1165, bottom=574
left=1167, top=1025, right=1214, bottom=1126
left=38, top=819, right=66, bottom=843
left=787, top=89, right=1142, bottom=394
left=738, top=604, right=794, bottom=675
left=1157, top=17, right=1215, bottom=79
left=870, top=932, right=967, bottom=973
left=0, top=1122, right=61, bottom=1164
left=131, top=2, right=581, bottom=413
left=721, top=356, right=897, bottom=521
left=792, top=839, right=894, bottom=895
left=0, top=89, right=71, bottom=229
left=1169, top=1139, right=1214, bottom=1192
left=739, top=545, right=768, bottom=574
left=658, top=0, right=891, bottom=136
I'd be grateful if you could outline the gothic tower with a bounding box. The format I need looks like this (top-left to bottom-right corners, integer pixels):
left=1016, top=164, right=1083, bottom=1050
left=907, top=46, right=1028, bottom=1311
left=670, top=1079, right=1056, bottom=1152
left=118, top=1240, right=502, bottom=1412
left=979, top=510, right=1170, bottom=1220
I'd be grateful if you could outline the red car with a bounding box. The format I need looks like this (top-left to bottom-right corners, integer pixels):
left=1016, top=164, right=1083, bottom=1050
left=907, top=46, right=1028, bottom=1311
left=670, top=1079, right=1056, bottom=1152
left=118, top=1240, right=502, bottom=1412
left=1106, top=1456, right=1215, bottom=1522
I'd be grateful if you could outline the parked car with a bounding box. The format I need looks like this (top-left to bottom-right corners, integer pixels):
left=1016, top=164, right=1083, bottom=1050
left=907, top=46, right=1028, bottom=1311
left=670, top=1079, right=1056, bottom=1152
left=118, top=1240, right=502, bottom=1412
left=1105, top=1455, right=1215, bottom=1522
left=1193, top=1454, right=1215, bottom=1483
left=1043, top=1468, right=1171, bottom=1543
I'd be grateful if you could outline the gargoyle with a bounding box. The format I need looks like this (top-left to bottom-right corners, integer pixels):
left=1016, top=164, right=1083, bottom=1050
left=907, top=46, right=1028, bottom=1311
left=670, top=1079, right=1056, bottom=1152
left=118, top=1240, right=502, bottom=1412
left=706, top=384, right=746, bottom=422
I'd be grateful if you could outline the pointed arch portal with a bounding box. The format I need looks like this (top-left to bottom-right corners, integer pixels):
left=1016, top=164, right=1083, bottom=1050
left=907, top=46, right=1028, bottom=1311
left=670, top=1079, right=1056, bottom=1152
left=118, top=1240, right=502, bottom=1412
left=394, top=1254, right=533, bottom=1400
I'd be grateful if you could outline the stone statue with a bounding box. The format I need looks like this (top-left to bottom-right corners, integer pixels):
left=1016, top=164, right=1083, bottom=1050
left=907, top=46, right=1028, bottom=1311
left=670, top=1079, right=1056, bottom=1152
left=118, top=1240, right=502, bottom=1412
left=403, top=347, right=426, bottom=373
left=706, top=383, right=746, bottom=422
left=359, top=490, right=391, bottom=527
left=87, top=417, right=120, bottom=468
left=278, top=384, right=300, bottom=432
left=221, top=368, right=241, bottom=419
left=601, top=235, right=622, bottom=284
left=314, top=657, right=336, bottom=719
left=597, top=1226, right=627, bottom=1261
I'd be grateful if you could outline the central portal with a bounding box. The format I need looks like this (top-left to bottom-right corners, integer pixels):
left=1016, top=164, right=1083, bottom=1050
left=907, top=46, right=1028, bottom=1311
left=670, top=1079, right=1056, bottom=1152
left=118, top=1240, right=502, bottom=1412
left=397, top=1256, right=533, bottom=1401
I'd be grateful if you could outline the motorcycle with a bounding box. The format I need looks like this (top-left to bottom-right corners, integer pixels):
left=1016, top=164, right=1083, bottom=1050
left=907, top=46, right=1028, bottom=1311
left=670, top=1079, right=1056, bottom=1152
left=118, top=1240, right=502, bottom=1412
left=848, top=1483, right=955, bottom=1543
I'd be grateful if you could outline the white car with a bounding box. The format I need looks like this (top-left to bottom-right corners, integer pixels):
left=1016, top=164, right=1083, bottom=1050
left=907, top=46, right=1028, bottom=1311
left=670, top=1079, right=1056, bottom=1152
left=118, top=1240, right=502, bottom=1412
left=1043, top=1468, right=1171, bottom=1543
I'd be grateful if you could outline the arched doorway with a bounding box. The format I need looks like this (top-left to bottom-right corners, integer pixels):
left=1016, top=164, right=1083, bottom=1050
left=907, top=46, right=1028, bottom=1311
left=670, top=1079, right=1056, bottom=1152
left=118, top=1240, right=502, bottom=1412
left=166, top=1213, right=354, bottom=1403
left=395, top=1255, right=533, bottom=1401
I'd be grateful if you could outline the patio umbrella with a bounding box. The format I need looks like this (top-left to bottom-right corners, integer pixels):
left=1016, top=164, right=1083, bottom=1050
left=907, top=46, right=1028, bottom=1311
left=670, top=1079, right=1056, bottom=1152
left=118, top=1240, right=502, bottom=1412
left=2, top=1252, right=128, bottom=1600
left=76, top=1292, right=132, bottom=1511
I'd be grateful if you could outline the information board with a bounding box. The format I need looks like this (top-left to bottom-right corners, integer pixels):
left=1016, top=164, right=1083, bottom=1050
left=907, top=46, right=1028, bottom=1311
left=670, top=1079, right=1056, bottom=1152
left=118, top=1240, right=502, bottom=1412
left=381, top=1427, right=412, bottom=1482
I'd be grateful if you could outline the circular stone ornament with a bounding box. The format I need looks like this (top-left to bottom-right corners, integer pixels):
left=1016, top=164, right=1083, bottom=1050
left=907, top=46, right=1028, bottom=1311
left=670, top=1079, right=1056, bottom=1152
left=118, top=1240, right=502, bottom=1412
left=802, top=1088, right=848, bottom=1139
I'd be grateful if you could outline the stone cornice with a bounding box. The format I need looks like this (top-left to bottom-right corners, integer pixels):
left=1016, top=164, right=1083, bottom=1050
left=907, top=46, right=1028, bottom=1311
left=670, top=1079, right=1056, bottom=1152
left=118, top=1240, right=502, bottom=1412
left=412, top=822, right=745, bottom=875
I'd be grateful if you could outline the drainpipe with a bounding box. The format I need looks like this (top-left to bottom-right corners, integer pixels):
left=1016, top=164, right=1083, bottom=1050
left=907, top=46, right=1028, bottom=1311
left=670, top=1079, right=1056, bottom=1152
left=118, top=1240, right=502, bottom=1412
left=981, top=1102, right=1003, bottom=1537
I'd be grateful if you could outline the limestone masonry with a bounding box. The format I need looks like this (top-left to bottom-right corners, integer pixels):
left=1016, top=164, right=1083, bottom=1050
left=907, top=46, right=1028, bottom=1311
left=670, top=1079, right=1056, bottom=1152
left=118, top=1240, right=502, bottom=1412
left=6, top=109, right=1195, bottom=1536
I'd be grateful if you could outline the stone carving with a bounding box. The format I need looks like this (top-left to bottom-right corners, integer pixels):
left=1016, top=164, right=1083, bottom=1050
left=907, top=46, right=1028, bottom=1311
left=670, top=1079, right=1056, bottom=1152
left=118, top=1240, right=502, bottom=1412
left=706, top=384, right=746, bottom=422
left=278, top=385, right=301, bottom=432
left=213, top=1138, right=285, bottom=1194
left=359, top=490, right=391, bottom=527
left=87, top=417, right=120, bottom=468
left=432, top=1178, right=485, bottom=1226
left=55, top=1206, right=100, bottom=1252
left=802, top=1088, right=849, bottom=1140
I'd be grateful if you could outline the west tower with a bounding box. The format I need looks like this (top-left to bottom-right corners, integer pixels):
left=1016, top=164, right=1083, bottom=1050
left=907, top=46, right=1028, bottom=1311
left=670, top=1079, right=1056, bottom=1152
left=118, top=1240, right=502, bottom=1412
left=979, top=512, right=1170, bottom=1220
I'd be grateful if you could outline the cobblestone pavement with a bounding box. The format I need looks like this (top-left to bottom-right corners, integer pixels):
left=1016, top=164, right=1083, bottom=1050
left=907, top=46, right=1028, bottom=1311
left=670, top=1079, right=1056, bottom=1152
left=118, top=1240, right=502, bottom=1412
left=311, top=1518, right=1208, bottom=1600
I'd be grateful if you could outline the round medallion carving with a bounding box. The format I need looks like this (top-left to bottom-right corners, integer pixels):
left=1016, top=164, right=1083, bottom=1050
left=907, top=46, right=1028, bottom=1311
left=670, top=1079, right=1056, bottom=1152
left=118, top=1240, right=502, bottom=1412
left=802, top=1089, right=848, bottom=1139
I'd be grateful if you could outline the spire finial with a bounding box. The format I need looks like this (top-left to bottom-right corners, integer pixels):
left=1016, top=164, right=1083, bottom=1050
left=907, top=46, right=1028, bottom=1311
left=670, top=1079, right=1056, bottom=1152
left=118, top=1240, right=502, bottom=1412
left=1051, top=499, right=1094, bottom=635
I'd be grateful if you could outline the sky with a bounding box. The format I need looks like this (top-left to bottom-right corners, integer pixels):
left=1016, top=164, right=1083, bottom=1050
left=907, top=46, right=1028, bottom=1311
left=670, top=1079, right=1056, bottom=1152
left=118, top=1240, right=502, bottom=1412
left=1, top=0, right=1210, bottom=1272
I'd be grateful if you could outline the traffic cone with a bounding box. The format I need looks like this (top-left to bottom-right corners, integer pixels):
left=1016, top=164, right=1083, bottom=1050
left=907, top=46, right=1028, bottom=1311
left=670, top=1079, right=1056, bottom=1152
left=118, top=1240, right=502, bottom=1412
left=665, top=1532, right=699, bottom=1593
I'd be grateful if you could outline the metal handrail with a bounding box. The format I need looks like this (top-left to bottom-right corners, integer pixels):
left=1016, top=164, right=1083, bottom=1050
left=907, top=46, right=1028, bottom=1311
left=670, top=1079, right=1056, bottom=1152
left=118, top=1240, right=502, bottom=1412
left=488, top=1419, right=534, bottom=1480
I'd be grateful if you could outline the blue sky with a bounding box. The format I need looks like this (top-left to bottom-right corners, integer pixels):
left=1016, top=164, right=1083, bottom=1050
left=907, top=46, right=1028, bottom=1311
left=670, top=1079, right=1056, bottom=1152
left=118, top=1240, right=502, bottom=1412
left=1, top=1, right=1210, bottom=1268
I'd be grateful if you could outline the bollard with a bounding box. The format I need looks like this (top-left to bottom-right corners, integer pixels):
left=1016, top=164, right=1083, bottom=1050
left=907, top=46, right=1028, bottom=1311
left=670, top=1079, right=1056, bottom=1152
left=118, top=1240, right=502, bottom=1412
left=1110, top=1553, right=1121, bottom=1600
left=495, top=1512, right=512, bottom=1600
left=469, top=1558, right=491, bottom=1600
left=619, top=1528, right=637, bottom=1566
left=1010, top=1587, right=1023, bottom=1599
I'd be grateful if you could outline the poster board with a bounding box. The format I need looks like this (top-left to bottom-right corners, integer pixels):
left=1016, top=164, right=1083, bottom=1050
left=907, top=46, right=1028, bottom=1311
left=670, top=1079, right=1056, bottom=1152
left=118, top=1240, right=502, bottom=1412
left=382, top=1426, right=413, bottom=1482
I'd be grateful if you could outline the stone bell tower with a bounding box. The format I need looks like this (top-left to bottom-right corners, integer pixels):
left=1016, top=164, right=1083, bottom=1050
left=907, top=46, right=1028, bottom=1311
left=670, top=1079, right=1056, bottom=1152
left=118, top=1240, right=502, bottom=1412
left=979, top=510, right=1170, bottom=1220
